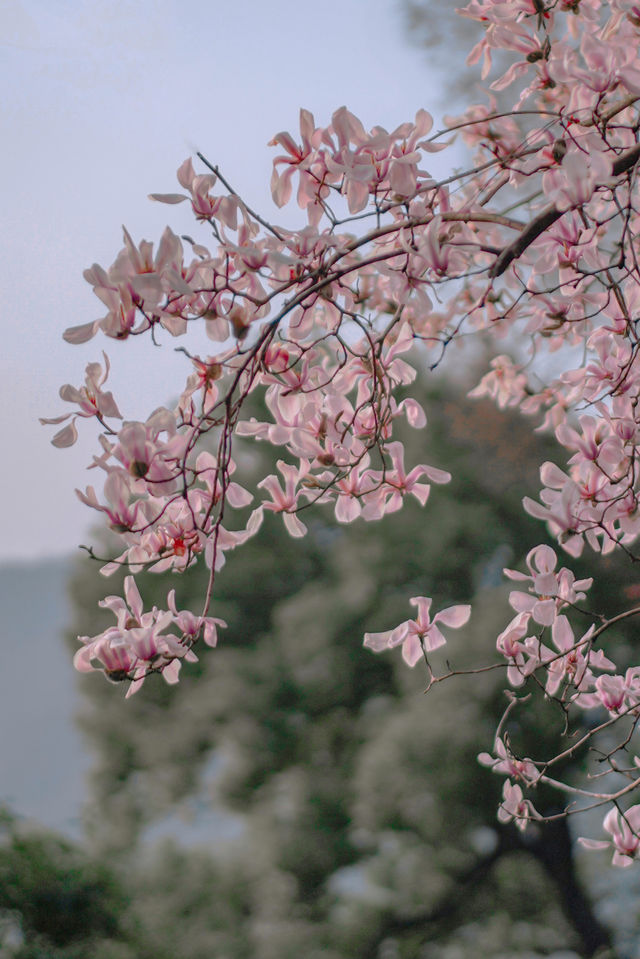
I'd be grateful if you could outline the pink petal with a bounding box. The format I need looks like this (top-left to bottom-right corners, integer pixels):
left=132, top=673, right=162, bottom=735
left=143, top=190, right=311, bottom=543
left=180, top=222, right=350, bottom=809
left=335, top=495, right=362, bottom=523
left=283, top=512, right=307, bottom=538
left=51, top=420, right=78, bottom=448
left=148, top=193, right=187, bottom=204
left=424, top=625, right=447, bottom=652
left=63, top=321, right=99, bottom=344
left=401, top=633, right=424, bottom=667
left=433, top=605, right=471, bottom=629
left=124, top=576, right=143, bottom=621
left=399, top=398, right=427, bottom=428
left=162, top=660, right=182, bottom=684
left=577, top=838, right=610, bottom=851
left=532, top=598, right=556, bottom=627
left=364, top=622, right=410, bottom=652
left=409, top=596, right=433, bottom=624
left=552, top=615, right=574, bottom=652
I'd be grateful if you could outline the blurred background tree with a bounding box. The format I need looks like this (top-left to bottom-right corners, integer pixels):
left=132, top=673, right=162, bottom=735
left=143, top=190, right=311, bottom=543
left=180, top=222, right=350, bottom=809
left=402, top=0, right=480, bottom=104
left=0, top=808, right=136, bottom=959
left=58, top=371, right=638, bottom=959
left=400, top=0, right=524, bottom=111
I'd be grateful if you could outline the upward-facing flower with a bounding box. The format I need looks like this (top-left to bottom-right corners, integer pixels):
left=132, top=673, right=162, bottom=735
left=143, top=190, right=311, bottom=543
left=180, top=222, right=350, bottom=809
left=364, top=597, right=471, bottom=667
left=257, top=459, right=309, bottom=537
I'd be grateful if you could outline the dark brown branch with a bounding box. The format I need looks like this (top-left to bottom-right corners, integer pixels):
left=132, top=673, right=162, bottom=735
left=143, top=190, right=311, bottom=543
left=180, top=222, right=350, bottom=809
left=612, top=142, right=640, bottom=178
left=527, top=817, right=615, bottom=957
left=490, top=142, right=640, bottom=278
left=490, top=204, right=563, bottom=277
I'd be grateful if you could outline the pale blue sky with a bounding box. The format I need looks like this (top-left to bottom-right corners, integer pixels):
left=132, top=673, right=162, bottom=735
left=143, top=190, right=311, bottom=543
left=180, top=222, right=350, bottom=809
left=1, top=0, right=464, bottom=561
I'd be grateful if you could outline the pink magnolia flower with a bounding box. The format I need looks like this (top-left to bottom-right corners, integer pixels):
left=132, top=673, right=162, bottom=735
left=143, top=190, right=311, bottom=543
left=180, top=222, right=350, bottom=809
left=166, top=590, right=226, bottom=648
left=75, top=576, right=198, bottom=695
left=371, top=441, right=450, bottom=515
left=72, top=270, right=140, bottom=341
left=109, top=410, right=186, bottom=495
left=269, top=108, right=328, bottom=212
left=497, top=780, right=537, bottom=832
left=523, top=463, right=585, bottom=558
left=580, top=806, right=640, bottom=867
left=543, top=148, right=612, bottom=212
left=478, top=737, right=538, bottom=784
left=333, top=455, right=377, bottom=524
left=98, top=575, right=157, bottom=631
left=364, top=597, right=471, bottom=667
left=573, top=29, right=640, bottom=97
left=469, top=355, right=527, bottom=410
left=257, top=459, right=309, bottom=537
left=74, top=632, right=135, bottom=682
left=495, top=612, right=533, bottom=687
left=76, top=471, right=142, bottom=534
left=505, top=544, right=592, bottom=627
left=139, top=500, right=206, bottom=574
left=192, top=451, right=253, bottom=513
left=578, top=669, right=640, bottom=715
left=40, top=353, right=121, bottom=447
left=151, top=157, right=239, bottom=228
left=593, top=674, right=628, bottom=714
left=535, top=615, right=613, bottom=698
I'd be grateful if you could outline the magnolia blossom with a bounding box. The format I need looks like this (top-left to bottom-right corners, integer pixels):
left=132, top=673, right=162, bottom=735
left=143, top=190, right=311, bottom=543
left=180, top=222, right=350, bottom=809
left=40, top=353, right=121, bottom=447
left=74, top=577, right=198, bottom=695
left=578, top=669, right=640, bottom=715
left=580, top=806, right=640, bottom=868
left=257, top=459, right=310, bottom=537
left=166, top=590, right=226, bottom=649
left=505, top=545, right=592, bottom=627
left=497, top=781, right=537, bottom=832
left=364, top=597, right=471, bottom=667
left=495, top=612, right=533, bottom=687
left=478, top=737, right=538, bottom=784
left=468, top=355, right=528, bottom=410
left=542, top=616, right=614, bottom=697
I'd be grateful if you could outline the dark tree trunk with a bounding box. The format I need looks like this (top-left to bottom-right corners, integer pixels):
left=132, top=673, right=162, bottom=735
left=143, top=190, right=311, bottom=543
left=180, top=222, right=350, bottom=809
left=527, top=817, right=615, bottom=958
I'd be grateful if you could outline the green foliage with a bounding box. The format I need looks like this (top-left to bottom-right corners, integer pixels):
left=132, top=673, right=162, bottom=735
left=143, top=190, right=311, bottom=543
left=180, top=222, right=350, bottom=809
left=0, top=810, right=133, bottom=959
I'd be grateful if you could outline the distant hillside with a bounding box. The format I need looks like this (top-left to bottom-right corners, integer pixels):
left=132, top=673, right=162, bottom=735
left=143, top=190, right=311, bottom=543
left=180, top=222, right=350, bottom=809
left=0, top=556, right=91, bottom=836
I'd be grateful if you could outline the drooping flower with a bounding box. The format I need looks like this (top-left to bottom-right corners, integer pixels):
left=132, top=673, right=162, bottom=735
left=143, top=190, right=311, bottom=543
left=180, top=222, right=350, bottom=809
left=579, top=806, right=640, bottom=868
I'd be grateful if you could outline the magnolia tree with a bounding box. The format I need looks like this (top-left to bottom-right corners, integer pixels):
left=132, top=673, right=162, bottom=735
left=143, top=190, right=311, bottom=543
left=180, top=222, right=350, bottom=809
left=43, top=0, right=640, bottom=867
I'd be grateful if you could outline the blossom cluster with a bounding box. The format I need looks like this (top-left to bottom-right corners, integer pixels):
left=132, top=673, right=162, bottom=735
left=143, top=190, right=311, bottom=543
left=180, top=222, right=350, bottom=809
left=44, top=0, right=640, bottom=864
left=74, top=577, right=226, bottom=697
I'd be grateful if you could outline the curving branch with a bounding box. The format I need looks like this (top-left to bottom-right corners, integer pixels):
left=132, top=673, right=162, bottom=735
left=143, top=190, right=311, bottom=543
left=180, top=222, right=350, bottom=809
left=490, top=142, right=640, bottom=278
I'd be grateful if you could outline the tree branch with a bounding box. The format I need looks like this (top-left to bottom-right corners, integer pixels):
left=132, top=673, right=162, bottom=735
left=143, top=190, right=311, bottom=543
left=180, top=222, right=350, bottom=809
left=490, top=142, right=640, bottom=278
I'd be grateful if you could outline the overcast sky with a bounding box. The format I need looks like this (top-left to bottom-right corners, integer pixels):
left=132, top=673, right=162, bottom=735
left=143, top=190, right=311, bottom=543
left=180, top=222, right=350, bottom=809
left=1, top=0, right=465, bottom=562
